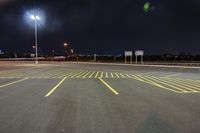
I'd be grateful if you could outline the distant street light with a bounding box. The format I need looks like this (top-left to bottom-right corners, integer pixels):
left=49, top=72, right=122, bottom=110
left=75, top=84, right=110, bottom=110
left=64, top=42, right=68, bottom=57
left=30, top=15, right=40, bottom=64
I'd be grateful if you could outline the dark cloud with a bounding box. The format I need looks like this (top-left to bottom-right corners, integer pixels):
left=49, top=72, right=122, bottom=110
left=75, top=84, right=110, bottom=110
left=0, top=0, right=200, bottom=54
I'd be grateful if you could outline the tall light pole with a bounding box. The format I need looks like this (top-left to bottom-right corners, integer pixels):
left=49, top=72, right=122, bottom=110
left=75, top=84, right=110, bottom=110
left=64, top=42, right=68, bottom=57
left=30, top=15, right=40, bottom=64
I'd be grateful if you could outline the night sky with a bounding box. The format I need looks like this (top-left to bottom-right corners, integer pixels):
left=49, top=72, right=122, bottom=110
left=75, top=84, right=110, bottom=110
left=0, top=0, right=200, bottom=55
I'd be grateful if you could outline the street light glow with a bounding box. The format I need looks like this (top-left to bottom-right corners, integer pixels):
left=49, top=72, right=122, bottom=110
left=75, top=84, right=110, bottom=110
left=30, top=15, right=40, bottom=20
left=24, top=9, right=45, bottom=28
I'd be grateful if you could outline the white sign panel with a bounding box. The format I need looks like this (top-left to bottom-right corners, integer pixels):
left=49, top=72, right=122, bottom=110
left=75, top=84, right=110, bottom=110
left=135, top=50, right=144, bottom=56
left=125, top=51, right=133, bottom=56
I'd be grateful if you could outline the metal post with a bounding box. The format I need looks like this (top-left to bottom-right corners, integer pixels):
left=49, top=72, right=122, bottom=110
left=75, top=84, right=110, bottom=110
left=136, top=55, right=137, bottom=64
left=94, top=54, right=96, bottom=62
left=130, top=55, right=132, bottom=64
left=125, top=55, right=127, bottom=64
left=34, top=19, right=38, bottom=64
left=141, top=55, right=143, bottom=64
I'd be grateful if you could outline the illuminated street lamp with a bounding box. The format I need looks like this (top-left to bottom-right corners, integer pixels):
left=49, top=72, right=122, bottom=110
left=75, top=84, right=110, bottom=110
left=30, top=15, right=40, bottom=64
left=64, top=42, right=68, bottom=57
left=64, top=42, right=68, bottom=48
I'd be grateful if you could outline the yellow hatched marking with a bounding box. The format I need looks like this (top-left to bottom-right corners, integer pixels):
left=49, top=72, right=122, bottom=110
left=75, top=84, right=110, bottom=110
left=76, top=71, right=89, bottom=78
left=131, top=74, right=182, bottom=93
left=147, top=76, right=197, bottom=92
left=115, top=73, right=119, bottom=78
left=120, top=73, right=126, bottom=78
left=160, top=78, right=200, bottom=91
left=70, top=71, right=85, bottom=78
left=58, top=71, right=75, bottom=78
left=99, top=78, right=119, bottom=95
left=95, top=72, right=100, bottom=78
left=67, top=71, right=83, bottom=78
left=105, top=72, right=108, bottom=78
left=82, top=71, right=92, bottom=78
left=138, top=75, right=187, bottom=93
left=173, top=78, right=200, bottom=86
left=89, top=71, right=95, bottom=78
left=100, top=72, right=104, bottom=78
left=111, top=73, right=114, bottom=78
left=45, top=77, right=67, bottom=97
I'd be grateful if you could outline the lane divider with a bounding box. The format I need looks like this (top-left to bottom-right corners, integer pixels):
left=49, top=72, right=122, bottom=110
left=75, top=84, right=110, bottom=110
left=99, top=78, right=119, bottom=95
left=45, top=77, right=67, bottom=97
left=0, top=78, right=29, bottom=88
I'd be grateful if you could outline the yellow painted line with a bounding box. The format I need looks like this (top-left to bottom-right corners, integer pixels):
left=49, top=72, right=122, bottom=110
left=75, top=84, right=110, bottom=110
left=141, top=75, right=188, bottom=92
left=147, top=76, right=197, bottom=92
left=161, top=78, right=200, bottom=91
left=100, top=72, right=104, bottom=78
left=173, top=78, right=200, bottom=85
left=174, top=78, right=200, bottom=87
left=99, top=78, right=119, bottom=95
left=162, top=73, right=183, bottom=78
left=115, top=73, right=119, bottom=78
left=89, top=71, right=95, bottom=78
left=120, top=73, right=126, bottom=78
left=76, top=71, right=88, bottom=78
left=65, top=71, right=80, bottom=78
left=111, top=73, right=114, bottom=78
left=105, top=72, right=108, bottom=78
left=95, top=71, right=99, bottom=78
left=126, top=74, right=137, bottom=80
left=45, top=77, right=67, bottom=97
left=70, top=71, right=85, bottom=78
left=75, top=71, right=88, bottom=78
left=131, top=75, right=182, bottom=93
left=58, top=71, right=75, bottom=78
left=0, top=78, right=29, bottom=88
left=83, top=71, right=91, bottom=78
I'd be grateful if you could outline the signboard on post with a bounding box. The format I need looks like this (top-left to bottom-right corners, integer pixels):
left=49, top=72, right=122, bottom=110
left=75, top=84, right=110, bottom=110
left=135, top=50, right=144, bottom=64
left=125, top=51, right=133, bottom=56
left=135, top=50, right=144, bottom=56
left=124, top=51, right=133, bottom=64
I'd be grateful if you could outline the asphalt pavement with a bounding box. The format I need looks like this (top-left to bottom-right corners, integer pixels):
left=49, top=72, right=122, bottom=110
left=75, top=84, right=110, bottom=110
left=0, top=62, right=200, bottom=133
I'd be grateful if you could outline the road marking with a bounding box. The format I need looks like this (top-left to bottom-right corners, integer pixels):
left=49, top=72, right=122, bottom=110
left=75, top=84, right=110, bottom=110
left=115, top=73, right=119, bottom=78
left=120, top=73, right=126, bottom=78
left=161, top=77, right=200, bottom=91
left=99, top=78, right=119, bottom=95
left=58, top=71, right=75, bottom=78
left=105, top=72, right=108, bottom=78
left=76, top=71, right=88, bottom=78
left=147, top=76, right=197, bottom=92
left=111, top=73, right=114, bottom=78
left=89, top=71, right=95, bottom=78
left=163, top=79, right=200, bottom=91
left=70, top=71, right=85, bottom=78
left=83, top=71, right=91, bottom=78
left=142, top=75, right=188, bottom=92
left=100, top=72, right=104, bottom=78
left=45, top=77, right=67, bottom=97
left=131, top=74, right=182, bottom=93
left=138, top=72, right=158, bottom=75
left=95, top=71, right=99, bottom=78
left=0, top=78, right=29, bottom=88
left=162, top=73, right=183, bottom=78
